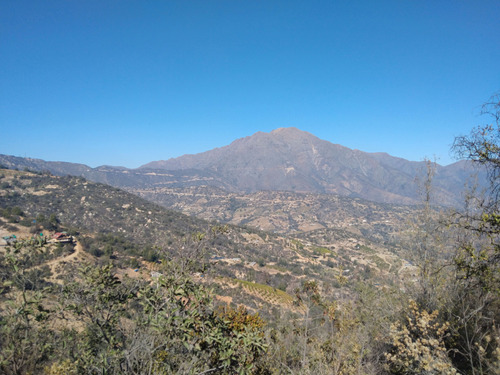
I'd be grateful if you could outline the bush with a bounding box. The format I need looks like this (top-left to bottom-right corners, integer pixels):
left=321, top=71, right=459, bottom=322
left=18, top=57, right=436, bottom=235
left=19, top=218, right=33, bottom=227
left=385, top=300, right=456, bottom=374
left=126, top=257, right=140, bottom=269
left=89, top=246, right=103, bottom=257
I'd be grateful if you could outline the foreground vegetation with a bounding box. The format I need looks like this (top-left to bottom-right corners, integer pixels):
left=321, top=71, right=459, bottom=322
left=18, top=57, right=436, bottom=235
left=0, top=224, right=497, bottom=374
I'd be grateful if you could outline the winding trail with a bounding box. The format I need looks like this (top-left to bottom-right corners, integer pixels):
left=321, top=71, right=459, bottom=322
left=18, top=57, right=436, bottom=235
left=29, top=240, right=86, bottom=284
left=44, top=240, right=83, bottom=268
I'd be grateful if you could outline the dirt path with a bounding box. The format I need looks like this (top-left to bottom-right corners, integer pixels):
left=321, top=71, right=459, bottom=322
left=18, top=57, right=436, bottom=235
left=28, top=240, right=86, bottom=284
left=44, top=240, right=83, bottom=268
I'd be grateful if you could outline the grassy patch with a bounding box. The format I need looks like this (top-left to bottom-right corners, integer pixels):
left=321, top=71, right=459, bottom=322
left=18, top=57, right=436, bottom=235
left=312, top=246, right=333, bottom=256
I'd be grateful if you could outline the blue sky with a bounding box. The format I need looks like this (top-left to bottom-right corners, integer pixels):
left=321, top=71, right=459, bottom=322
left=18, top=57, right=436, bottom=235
left=1, top=1, right=499, bottom=168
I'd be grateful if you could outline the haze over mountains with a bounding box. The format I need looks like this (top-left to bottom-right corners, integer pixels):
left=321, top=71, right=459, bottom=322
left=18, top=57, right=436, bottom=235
left=0, top=127, right=482, bottom=207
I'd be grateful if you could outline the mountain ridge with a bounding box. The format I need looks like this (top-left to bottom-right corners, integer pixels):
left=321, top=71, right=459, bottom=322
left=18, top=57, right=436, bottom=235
left=0, top=127, right=484, bottom=206
left=138, top=127, right=481, bottom=205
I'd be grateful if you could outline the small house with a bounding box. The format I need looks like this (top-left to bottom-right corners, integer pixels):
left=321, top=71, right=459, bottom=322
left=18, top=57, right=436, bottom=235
left=51, top=232, right=73, bottom=243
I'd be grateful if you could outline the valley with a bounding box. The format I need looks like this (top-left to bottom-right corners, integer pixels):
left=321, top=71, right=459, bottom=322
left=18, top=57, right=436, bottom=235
left=0, top=168, right=414, bottom=310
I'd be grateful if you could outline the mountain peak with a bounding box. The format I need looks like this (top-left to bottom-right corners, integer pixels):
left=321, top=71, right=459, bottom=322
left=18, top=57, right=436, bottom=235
left=269, top=127, right=315, bottom=138
left=270, top=127, right=301, bottom=134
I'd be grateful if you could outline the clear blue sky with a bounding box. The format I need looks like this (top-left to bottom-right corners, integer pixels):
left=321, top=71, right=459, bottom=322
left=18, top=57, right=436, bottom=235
left=1, top=1, right=499, bottom=168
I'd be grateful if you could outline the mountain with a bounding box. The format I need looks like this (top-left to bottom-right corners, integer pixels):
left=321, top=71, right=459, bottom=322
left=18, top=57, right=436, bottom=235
left=140, top=127, right=482, bottom=206
left=0, top=155, right=234, bottom=190
left=0, top=127, right=484, bottom=206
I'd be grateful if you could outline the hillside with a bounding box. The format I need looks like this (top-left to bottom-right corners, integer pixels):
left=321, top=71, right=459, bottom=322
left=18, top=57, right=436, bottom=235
left=130, top=185, right=415, bottom=240
left=0, top=169, right=291, bottom=264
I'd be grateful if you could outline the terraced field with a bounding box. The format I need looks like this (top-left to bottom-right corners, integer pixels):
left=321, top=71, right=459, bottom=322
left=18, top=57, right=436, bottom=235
left=230, top=278, right=302, bottom=311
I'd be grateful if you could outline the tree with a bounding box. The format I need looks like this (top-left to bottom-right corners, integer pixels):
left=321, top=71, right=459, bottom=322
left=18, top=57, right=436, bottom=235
left=453, top=93, right=500, bottom=200
left=452, top=93, right=500, bottom=293
left=404, top=158, right=451, bottom=311
left=448, top=93, right=500, bottom=374
left=57, top=258, right=269, bottom=374
left=0, top=247, right=53, bottom=374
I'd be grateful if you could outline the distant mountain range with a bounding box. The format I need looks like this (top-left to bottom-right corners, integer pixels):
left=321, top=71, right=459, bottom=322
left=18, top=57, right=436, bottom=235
left=0, top=127, right=484, bottom=206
